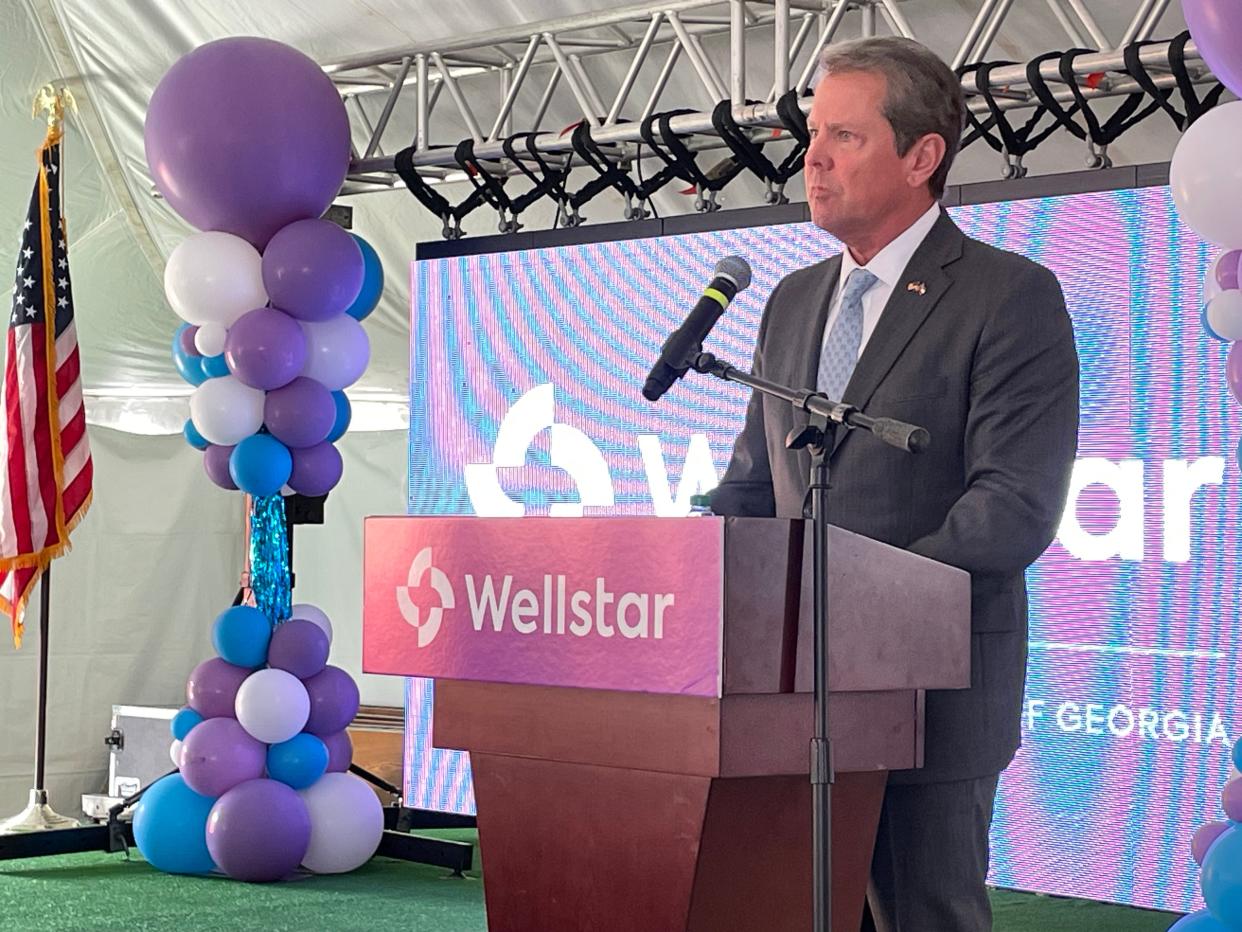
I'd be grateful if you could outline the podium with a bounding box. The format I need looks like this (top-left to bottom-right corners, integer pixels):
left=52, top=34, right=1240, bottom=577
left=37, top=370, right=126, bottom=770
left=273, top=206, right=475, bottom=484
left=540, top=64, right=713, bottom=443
left=363, top=516, right=970, bottom=932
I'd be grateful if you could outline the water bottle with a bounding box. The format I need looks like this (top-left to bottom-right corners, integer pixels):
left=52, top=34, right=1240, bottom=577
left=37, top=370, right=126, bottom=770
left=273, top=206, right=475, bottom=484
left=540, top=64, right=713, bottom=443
left=688, top=493, right=714, bottom=516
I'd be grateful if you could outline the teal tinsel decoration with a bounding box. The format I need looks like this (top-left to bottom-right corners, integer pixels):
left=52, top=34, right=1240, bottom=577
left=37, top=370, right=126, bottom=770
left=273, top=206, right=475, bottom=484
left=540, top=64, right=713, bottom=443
left=249, top=494, right=291, bottom=625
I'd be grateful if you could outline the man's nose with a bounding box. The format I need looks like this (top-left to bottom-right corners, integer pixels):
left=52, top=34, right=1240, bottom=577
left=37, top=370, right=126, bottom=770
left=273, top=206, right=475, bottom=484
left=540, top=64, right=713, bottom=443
left=807, top=138, right=831, bottom=172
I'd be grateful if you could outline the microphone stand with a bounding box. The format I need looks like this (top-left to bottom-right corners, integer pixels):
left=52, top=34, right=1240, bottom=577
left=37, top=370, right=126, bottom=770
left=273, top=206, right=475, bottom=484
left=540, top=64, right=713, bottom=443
left=690, top=350, right=928, bottom=932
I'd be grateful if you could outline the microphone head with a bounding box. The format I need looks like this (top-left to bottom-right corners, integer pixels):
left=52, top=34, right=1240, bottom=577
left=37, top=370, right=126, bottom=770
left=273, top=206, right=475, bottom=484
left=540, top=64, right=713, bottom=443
left=714, top=255, right=752, bottom=292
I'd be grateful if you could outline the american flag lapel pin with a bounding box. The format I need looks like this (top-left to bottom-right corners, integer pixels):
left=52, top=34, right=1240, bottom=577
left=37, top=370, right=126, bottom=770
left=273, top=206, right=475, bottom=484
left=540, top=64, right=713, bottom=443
left=906, top=280, right=926, bottom=295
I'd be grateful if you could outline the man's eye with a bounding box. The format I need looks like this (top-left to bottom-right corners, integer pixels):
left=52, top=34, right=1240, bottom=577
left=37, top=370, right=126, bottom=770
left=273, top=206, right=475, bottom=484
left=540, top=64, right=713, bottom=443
left=838, top=130, right=852, bottom=141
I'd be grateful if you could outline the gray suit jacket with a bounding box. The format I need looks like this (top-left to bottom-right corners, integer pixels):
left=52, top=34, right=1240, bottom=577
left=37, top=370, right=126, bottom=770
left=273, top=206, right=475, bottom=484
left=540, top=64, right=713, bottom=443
left=712, top=210, right=1079, bottom=784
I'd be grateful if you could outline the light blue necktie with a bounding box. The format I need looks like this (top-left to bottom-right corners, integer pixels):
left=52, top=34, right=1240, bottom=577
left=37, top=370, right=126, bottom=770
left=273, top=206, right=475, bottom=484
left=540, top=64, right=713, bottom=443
left=817, top=268, right=878, bottom=400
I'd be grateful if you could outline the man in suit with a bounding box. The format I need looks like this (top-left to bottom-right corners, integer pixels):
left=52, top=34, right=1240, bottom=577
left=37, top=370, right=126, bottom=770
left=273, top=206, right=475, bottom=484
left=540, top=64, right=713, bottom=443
left=711, top=37, right=1080, bottom=932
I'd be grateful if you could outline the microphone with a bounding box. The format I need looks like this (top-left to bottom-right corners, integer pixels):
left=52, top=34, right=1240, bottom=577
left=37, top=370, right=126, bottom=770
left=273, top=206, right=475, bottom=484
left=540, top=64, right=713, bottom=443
left=643, top=255, right=752, bottom=402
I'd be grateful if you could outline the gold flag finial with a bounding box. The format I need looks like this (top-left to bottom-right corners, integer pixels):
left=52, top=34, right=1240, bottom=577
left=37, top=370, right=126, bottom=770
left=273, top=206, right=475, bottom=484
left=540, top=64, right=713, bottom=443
left=31, top=85, right=76, bottom=132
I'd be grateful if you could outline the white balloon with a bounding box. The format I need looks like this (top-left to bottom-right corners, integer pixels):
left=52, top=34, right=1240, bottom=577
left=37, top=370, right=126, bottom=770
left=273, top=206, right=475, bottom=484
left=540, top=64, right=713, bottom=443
left=1207, top=291, right=1242, bottom=341
left=170, top=739, right=184, bottom=768
left=164, top=231, right=268, bottom=327
left=194, top=322, right=228, bottom=357
left=291, top=603, right=332, bottom=646
left=299, top=773, right=385, bottom=874
left=189, top=376, right=265, bottom=446
left=299, top=316, right=370, bottom=391
left=235, top=669, right=309, bottom=744
left=1206, top=266, right=1224, bottom=305
left=1171, top=102, right=1242, bottom=248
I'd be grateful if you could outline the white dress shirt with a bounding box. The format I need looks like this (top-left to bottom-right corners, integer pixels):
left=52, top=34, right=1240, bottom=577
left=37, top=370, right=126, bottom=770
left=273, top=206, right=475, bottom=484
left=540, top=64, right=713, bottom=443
left=819, top=202, right=942, bottom=358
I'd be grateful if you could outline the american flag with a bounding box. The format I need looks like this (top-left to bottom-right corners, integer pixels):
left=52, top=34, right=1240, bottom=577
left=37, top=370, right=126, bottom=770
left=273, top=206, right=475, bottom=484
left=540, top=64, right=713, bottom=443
left=0, top=127, right=92, bottom=647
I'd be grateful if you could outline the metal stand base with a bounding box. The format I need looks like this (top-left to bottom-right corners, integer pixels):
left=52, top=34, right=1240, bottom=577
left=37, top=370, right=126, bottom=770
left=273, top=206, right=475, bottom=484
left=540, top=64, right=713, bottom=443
left=0, top=789, right=78, bottom=835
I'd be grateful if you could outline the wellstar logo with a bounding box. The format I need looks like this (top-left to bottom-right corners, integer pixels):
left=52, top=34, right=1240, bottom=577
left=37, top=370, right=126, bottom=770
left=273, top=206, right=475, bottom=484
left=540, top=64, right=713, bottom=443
left=394, top=547, right=676, bottom=645
left=396, top=547, right=456, bottom=648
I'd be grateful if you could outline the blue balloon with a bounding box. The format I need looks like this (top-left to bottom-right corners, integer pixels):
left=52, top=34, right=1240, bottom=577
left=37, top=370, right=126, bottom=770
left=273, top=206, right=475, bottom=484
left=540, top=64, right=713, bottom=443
left=201, top=353, right=230, bottom=378
left=1234, top=737, right=1242, bottom=772
left=170, top=707, right=204, bottom=742
left=228, top=434, right=292, bottom=497
left=344, top=233, right=383, bottom=321
left=1203, top=825, right=1242, bottom=926
left=211, top=605, right=273, bottom=669
left=326, top=391, right=352, bottom=443
left=1168, top=908, right=1230, bottom=930
left=1203, top=305, right=1229, bottom=341
left=172, top=328, right=207, bottom=386
left=266, top=733, right=329, bottom=789
left=183, top=419, right=209, bottom=451
left=133, top=774, right=217, bottom=875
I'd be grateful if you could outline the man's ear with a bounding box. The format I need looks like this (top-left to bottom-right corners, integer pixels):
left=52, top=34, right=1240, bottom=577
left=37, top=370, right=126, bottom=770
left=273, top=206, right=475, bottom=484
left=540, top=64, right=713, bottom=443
left=906, top=133, right=946, bottom=189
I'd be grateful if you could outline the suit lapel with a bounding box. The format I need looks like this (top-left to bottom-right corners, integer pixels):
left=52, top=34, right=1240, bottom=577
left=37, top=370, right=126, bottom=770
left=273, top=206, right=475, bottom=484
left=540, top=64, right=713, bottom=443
left=830, top=212, right=964, bottom=458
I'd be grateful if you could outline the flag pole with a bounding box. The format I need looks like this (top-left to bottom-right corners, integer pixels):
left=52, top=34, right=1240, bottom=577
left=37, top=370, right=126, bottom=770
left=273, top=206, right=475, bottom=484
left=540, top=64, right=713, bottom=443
left=0, top=566, right=76, bottom=833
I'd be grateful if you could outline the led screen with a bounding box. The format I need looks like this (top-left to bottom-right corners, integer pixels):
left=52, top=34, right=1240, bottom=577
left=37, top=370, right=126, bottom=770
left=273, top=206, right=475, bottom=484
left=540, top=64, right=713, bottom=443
left=405, top=187, right=1232, bottom=912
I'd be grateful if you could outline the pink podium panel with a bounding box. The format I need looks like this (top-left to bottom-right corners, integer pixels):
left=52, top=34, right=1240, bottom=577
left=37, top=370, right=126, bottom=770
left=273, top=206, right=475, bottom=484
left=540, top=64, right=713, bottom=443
left=363, top=516, right=725, bottom=696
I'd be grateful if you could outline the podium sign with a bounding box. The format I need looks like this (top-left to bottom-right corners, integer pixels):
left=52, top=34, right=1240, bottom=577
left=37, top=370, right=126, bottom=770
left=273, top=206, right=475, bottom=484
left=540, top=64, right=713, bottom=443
left=363, top=516, right=724, bottom=696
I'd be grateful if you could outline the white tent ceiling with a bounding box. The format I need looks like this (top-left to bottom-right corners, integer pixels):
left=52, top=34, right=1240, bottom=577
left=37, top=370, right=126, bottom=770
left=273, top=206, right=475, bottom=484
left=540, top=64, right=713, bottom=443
left=1, top=1, right=1195, bottom=435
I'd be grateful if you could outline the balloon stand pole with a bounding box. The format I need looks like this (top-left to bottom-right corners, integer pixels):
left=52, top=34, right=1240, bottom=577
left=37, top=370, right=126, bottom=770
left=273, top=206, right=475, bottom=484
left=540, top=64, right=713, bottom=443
left=0, top=566, right=78, bottom=834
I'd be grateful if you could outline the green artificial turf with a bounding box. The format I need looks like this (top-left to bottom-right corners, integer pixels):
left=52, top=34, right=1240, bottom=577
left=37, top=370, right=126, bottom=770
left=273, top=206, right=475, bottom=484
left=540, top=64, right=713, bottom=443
left=0, top=829, right=1180, bottom=931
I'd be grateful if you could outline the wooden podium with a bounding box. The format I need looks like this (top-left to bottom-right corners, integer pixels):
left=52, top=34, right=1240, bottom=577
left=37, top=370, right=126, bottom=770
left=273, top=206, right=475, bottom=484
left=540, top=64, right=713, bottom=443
left=417, top=517, right=970, bottom=932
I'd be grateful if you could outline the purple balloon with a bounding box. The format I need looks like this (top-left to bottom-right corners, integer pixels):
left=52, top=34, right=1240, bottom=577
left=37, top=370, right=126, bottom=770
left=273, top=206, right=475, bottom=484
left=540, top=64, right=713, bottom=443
left=264, top=378, right=335, bottom=449
left=1194, top=820, right=1232, bottom=865
left=224, top=307, right=307, bottom=391
left=179, top=326, right=200, bottom=356
left=203, top=444, right=238, bottom=490
left=1226, top=342, right=1242, bottom=407
left=289, top=442, right=343, bottom=496
left=206, top=778, right=311, bottom=882
left=180, top=717, right=266, bottom=798
left=262, top=219, right=364, bottom=321
left=144, top=37, right=349, bottom=249
left=322, top=730, right=353, bottom=773
left=268, top=619, right=330, bottom=680
left=1184, top=1, right=1242, bottom=100
left=186, top=658, right=249, bottom=719
left=1224, top=778, right=1242, bottom=821
left=303, top=666, right=360, bottom=736
left=1217, top=250, right=1242, bottom=291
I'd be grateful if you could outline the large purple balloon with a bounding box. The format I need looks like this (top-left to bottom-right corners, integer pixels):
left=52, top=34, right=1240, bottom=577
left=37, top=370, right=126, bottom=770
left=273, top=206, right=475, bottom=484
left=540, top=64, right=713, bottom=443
left=186, top=658, right=249, bottom=719
left=144, top=37, right=349, bottom=249
left=180, top=717, right=266, bottom=798
left=303, top=666, right=360, bottom=736
left=322, top=730, right=353, bottom=773
left=262, top=220, right=364, bottom=321
left=268, top=619, right=330, bottom=680
left=264, top=378, right=335, bottom=449
left=203, top=444, right=237, bottom=490
left=224, top=308, right=307, bottom=391
left=289, top=442, right=343, bottom=496
left=1184, top=1, right=1242, bottom=99
left=206, top=778, right=311, bottom=882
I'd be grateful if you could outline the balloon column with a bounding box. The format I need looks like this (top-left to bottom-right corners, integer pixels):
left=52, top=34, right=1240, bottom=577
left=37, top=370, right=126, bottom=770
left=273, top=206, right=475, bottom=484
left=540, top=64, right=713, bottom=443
left=134, top=604, right=383, bottom=881
left=1168, top=6, right=1242, bottom=928
left=149, top=36, right=382, bottom=498
left=137, top=37, right=385, bottom=882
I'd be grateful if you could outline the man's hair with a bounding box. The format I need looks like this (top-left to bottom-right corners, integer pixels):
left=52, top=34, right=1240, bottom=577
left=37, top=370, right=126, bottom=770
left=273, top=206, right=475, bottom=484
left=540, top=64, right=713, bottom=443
left=817, top=37, right=965, bottom=198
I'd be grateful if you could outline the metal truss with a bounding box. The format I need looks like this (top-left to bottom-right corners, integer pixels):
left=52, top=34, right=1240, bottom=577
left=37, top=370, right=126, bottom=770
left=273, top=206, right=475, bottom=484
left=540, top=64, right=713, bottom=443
left=320, top=0, right=1210, bottom=223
